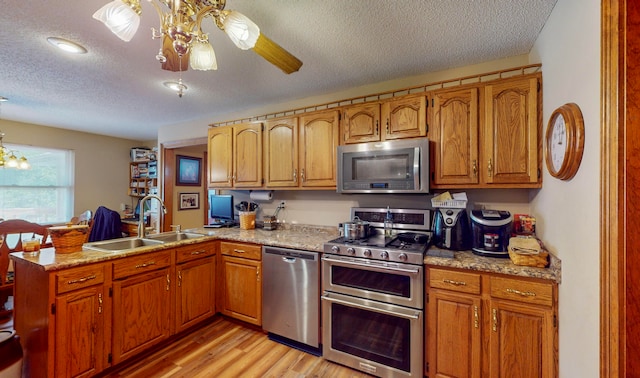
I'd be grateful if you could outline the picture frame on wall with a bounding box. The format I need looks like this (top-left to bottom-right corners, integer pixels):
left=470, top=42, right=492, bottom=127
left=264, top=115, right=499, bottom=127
left=179, top=192, right=200, bottom=210
left=176, top=155, right=202, bottom=186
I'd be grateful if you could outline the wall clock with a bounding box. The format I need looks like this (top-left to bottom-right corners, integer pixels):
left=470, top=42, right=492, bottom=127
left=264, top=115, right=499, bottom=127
left=545, top=102, right=585, bottom=180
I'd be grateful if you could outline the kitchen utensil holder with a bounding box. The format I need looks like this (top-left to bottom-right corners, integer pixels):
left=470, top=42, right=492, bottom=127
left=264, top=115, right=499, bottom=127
left=239, top=211, right=256, bottom=230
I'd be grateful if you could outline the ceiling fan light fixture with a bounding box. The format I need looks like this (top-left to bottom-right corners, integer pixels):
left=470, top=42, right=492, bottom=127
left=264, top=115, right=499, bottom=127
left=93, top=0, right=142, bottom=42
left=221, top=10, right=260, bottom=50
left=190, top=39, right=218, bottom=71
left=46, top=37, right=88, bottom=54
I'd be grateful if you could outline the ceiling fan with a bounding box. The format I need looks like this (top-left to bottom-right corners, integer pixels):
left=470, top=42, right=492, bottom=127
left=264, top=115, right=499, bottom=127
left=93, top=0, right=303, bottom=74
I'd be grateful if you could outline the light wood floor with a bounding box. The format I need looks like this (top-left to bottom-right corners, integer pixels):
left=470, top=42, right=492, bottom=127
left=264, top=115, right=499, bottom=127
left=99, top=317, right=372, bottom=378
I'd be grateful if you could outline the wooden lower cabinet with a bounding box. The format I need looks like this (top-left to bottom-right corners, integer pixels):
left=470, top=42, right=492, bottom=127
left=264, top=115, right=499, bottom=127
left=219, top=241, right=262, bottom=326
left=426, top=267, right=558, bottom=378
left=14, top=240, right=218, bottom=378
left=111, top=267, right=172, bottom=364
left=176, top=255, right=216, bottom=332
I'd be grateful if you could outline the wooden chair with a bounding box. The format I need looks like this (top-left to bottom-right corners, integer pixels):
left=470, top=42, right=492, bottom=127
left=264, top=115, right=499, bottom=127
left=71, top=210, right=92, bottom=226
left=0, top=219, right=50, bottom=319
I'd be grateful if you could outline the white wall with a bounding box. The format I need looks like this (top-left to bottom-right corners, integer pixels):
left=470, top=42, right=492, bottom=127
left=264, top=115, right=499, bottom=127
left=530, top=0, right=600, bottom=376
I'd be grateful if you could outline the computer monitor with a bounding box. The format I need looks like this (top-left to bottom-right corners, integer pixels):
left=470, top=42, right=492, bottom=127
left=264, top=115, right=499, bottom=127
left=209, top=194, right=234, bottom=223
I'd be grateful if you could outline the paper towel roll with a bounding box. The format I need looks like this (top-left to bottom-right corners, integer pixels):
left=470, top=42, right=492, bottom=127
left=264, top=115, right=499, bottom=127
left=249, top=190, right=273, bottom=201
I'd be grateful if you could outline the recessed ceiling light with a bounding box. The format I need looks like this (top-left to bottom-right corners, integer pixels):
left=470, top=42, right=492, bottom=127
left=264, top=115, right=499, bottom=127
left=0, top=96, right=8, bottom=102
left=47, top=37, right=87, bottom=54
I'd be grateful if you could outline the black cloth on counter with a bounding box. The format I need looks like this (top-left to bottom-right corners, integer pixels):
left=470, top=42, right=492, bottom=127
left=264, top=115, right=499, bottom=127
left=88, top=206, right=123, bottom=242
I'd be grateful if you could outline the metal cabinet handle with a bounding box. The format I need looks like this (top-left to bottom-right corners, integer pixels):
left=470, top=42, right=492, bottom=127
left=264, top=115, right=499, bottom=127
left=443, top=279, right=467, bottom=286
left=190, top=250, right=206, bottom=255
left=135, top=261, right=156, bottom=269
left=67, top=274, right=97, bottom=285
left=301, top=168, right=306, bottom=182
left=474, top=305, right=479, bottom=328
left=375, top=120, right=379, bottom=135
left=492, top=308, right=498, bottom=332
left=506, top=288, right=536, bottom=297
left=166, top=274, right=170, bottom=291
left=488, top=158, right=493, bottom=177
left=293, top=169, right=297, bottom=183
left=178, top=271, right=182, bottom=287
left=233, top=249, right=245, bottom=253
left=472, top=160, right=477, bottom=176
left=98, top=293, right=103, bottom=314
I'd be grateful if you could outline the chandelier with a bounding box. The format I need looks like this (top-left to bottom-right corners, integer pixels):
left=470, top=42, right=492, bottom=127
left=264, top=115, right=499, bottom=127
left=0, top=98, right=30, bottom=170
left=0, top=133, right=30, bottom=170
left=93, top=0, right=302, bottom=76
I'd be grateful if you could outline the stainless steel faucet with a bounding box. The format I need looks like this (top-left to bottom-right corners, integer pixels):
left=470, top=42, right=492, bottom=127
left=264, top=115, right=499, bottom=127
left=137, top=194, right=168, bottom=238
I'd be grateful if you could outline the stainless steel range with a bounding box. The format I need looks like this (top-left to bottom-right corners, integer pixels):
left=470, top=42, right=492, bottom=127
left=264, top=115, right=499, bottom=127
left=321, top=207, right=430, bottom=378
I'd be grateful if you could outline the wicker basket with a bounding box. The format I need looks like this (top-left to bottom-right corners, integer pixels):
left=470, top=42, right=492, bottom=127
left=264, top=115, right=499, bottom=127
left=49, top=224, right=90, bottom=254
left=508, top=249, right=549, bottom=268
left=239, top=211, right=256, bottom=230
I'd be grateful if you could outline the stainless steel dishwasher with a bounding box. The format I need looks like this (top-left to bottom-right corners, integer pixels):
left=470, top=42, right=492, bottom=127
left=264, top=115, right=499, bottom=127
left=262, top=246, right=321, bottom=353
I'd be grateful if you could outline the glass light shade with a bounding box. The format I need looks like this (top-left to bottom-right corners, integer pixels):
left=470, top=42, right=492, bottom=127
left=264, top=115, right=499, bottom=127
left=222, top=11, right=260, bottom=50
left=93, top=0, right=141, bottom=42
left=6, top=154, right=18, bottom=168
left=190, top=40, right=218, bottom=70
left=18, top=156, right=30, bottom=170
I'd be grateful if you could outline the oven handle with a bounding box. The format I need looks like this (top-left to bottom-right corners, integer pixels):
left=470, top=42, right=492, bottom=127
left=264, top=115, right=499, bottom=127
left=321, top=292, right=421, bottom=320
left=322, top=255, right=421, bottom=275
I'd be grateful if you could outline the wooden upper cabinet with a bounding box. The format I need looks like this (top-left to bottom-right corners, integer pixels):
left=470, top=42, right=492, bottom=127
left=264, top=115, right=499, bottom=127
left=208, top=123, right=262, bottom=189
left=233, top=123, right=263, bottom=188
left=299, top=110, right=340, bottom=188
left=341, top=103, right=381, bottom=144
left=208, top=127, right=233, bottom=188
left=264, top=118, right=299, bottom=187
left=382, top=95, right=427, bottom=140
left=483, top=75, right=540, bottom=185
left=430, top=87, right=480, bottom=186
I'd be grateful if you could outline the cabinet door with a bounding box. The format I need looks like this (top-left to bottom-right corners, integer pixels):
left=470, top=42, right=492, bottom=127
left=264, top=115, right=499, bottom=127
left=233, top=123, right=263, bottom=188
left=488, top=299, right=556, bottom=378
left=427, top=289, right=482, bottom=378
left=176, top=256, right=216, bottom=333
left=299, top=110, right=340, bottom=188
left=112, top=268, right=172, bottom=364
left=483, top=76, right=540, bottom=185
left=382, top=95, right=426, bottom=140
left=430, top=87, right=480, bottom=186
left=208, top=126, right=233, bottom=187
left=264, top=118, right=299, bottom=187
left=342, top=103, right=381, bottom=144
left=55, top=285, right=106, bottom=378
left=221, top=255, right=262, bottom=326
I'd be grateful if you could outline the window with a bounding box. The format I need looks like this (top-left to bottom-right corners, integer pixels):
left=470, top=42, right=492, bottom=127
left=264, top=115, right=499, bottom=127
left=0, top=144, right=74, bottom=224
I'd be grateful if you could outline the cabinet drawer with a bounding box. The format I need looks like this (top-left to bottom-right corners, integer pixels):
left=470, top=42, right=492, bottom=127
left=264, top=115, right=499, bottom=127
left=428, top=268, right=481, bottom=294
left=220, top=241, right=261, bottom=260
left=113, top=250, right=172, bottom=280
left=490, top=276, right=554, bottom=307
left=176, top=242, right=215, bottom=264
left=56, top=264, right=106, bottom=294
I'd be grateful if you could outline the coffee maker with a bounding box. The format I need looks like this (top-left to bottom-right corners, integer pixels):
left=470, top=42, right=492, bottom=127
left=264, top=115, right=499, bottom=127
left=432, top=208, right=471, bottom=250
left=470, top=209, right=513, bottom=257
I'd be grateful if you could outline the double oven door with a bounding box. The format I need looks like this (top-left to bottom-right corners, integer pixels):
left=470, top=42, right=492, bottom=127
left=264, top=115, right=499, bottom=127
left=321, top=254, right=423, bottom=378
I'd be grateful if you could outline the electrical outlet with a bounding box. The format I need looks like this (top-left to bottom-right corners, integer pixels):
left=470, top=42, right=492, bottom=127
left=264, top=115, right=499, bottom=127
left=280, top=200, right=286, bottom=208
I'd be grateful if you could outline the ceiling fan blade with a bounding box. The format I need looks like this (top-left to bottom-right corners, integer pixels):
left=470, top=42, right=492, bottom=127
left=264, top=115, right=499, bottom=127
left=161, top=35, right=190, bottom=72
left=252, top=33, right=302, bottom=74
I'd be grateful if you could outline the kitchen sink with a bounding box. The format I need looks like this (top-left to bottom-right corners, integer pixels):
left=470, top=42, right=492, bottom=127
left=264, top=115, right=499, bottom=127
left=83, top=237, right=165, bottom=252
left=144, top=232, right=206, bottom=243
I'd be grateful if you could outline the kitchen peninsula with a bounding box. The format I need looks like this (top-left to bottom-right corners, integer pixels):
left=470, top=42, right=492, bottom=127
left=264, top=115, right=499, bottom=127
left=11, top=225, right=560, bottom=377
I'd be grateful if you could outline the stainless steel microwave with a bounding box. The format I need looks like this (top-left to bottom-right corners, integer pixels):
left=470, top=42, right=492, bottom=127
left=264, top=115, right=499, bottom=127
left=337, top=138, right=429, bottom=194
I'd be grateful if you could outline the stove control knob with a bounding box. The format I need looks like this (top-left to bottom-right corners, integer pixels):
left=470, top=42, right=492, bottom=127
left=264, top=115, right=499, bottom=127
left=346, top=247, right=356, bottom=255
left=363, top=249, right=372, bottom=257
left=331, top=246, right=340, bottom=254
left=398, top=253, right=408, bottom=262
left=380, top=251, right=389, bottom=259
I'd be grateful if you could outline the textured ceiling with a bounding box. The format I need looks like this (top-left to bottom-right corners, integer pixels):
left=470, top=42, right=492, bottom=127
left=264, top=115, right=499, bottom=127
left=0, top=0, right=557, bottom=140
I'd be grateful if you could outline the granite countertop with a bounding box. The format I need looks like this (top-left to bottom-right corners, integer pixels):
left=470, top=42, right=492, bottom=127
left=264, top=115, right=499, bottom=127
left=10, top=224, right=561, bottom=283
